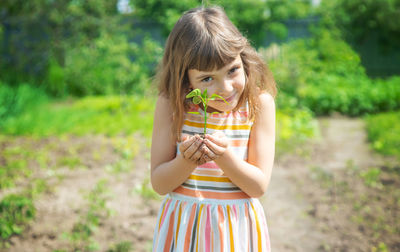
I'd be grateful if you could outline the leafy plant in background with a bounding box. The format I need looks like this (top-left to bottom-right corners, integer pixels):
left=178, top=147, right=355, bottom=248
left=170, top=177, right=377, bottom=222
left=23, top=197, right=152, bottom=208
left=365, top=110, right=400, bottom=161
left=318, top=0, right=400, bottom=53
left=0, top=194, right=35, bottom=243
left=0, top=83, right=48, bottom=127
left=0, top=0, right=121, bottom=86
left=186, top=88, right=228, bottom=136
left=266, top=31, right=400, bottom=117
left=65, top=33, right=162, bottom=96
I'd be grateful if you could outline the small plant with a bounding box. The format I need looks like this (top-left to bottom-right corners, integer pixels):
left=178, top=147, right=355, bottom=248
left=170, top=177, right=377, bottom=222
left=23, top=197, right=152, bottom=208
left=186, top=88, right=228, bottom=135
left=0, top=194, right=35, bottom=242
left=61, top=179, right=113, bottom=251
left=360, top=167, right=383, bottom=189
left=106, top=241, right=133, bottom=252
left=133, top=177, right=160, bottom=201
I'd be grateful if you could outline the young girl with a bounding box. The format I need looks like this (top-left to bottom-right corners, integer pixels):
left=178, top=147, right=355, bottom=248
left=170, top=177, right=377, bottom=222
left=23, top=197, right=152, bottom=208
left=151, top=5, right=277, bottom=251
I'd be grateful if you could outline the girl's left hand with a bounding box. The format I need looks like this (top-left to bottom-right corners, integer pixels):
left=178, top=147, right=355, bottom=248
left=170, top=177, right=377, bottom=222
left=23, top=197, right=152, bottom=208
left=202, top=131, right=229, bottom=161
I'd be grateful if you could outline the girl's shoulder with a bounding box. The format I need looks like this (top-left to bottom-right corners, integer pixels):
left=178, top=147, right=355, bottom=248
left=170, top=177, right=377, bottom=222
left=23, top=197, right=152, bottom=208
left=253, top=92, right=276, bottom=125
left=258, top=92, right=275, bottom=107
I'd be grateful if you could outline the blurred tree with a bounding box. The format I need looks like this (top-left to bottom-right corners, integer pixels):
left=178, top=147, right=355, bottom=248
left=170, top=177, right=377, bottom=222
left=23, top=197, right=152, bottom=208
left=129, top=0, right=315, bottom=47
left=0, top=0, right=120, bottom=84
left=319, top=0, right=400, bottom=52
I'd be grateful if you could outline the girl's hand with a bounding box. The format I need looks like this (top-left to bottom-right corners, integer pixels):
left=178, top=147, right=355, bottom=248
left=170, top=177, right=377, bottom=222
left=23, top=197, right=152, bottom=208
left=179, top=134, right=208, bottom=165
left=202, top=131, right=229, bottom=161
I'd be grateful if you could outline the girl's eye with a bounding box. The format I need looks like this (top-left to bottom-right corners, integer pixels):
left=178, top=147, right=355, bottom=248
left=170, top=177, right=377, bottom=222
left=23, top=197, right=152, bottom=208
left=201, top=77, right=213, bottom=83
left=229, top=67, right=239, bottom=74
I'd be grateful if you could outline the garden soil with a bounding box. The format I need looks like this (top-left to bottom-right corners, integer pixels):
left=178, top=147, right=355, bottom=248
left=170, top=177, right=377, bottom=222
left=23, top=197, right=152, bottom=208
left=1, top=115, right=399, bottom=252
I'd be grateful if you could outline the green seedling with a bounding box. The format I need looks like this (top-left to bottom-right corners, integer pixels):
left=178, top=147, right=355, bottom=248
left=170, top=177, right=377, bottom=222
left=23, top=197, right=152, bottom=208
left=186, top=88, right=229, bottom=135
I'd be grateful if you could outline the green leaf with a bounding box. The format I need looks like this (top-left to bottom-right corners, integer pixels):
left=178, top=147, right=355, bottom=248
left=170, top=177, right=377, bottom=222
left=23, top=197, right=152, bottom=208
left=187, top=111, right=200, bottom=114
left=186, top=89, right=201, bottom=98
left=202, top=89, right=208, bottom=98
left=193, top=96, right=202, bottom=105
left=210, top=94, right=229, bottom=104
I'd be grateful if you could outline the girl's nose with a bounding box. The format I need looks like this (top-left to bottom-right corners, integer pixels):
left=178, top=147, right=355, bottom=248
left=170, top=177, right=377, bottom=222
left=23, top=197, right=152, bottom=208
left=217, top=78, right=234, bottom=95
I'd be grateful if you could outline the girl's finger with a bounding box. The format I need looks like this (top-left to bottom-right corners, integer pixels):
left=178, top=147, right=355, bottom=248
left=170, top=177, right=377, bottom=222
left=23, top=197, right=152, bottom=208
left=184, top=137, right=203, bottom=159
left=204, top=138, right=225, bottom=155
left=204, top=154, right=213, bottom=162
left=198, top=153, right=210, bottom=165
left=204, top=148, right=218, bottom=160
left=189, top=143, right=204, bottom=162
left=205, top=134, right=228, bottom=148
left=181, top=134, right=190, bottom=142
left=179, top=135, right=197, bottom=154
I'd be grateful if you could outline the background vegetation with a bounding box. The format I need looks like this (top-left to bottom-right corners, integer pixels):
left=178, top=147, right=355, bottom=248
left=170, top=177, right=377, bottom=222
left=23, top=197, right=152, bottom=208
left=1, top=0, right=399, bottom=251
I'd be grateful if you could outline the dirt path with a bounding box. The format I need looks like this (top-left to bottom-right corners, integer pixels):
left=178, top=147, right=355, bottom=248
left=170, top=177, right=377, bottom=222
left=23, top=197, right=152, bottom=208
left=262, top=114, right=396, bottom=251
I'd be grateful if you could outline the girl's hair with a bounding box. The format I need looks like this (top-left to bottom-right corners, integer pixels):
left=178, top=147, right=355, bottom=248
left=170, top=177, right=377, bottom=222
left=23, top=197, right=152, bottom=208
left=154, top=5, right=277, bottom=142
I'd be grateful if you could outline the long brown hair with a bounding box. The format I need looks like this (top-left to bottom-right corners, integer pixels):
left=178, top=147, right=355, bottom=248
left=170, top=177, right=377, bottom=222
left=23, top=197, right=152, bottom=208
left=154, top=5, right=277, bottom=142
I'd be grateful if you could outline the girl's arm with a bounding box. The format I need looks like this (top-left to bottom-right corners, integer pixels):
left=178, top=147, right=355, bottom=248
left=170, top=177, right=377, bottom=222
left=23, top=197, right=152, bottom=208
left=204, top=92, right=276, bottom=198
left=150, top=95, right=203, bottom=195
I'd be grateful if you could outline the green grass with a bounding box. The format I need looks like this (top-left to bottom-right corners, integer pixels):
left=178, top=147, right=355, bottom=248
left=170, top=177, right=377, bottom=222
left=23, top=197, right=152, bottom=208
left=133, top=177, right=161, bottom=201
left=0, top=95, right=156, bottom=138
left=106, top=241, right=133, bottom=252
left=0, top=194, right=35, bottom=242
left=276, top=105, right=319, bottom=157
left=364, top=110, right=400, bottom=161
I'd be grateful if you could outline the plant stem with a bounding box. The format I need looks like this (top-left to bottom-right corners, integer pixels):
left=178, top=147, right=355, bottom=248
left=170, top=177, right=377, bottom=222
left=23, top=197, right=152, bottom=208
left=204, top=103, right=207, bottom=135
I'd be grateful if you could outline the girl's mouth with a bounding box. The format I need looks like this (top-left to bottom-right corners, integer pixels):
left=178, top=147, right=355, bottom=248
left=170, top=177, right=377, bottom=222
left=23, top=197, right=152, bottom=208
left=220, top=92, right=236, bottom=103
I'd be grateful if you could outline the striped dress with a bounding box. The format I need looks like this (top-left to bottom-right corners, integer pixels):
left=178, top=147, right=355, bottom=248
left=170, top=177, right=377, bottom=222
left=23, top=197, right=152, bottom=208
left=152, top=101, right=271, bottom=252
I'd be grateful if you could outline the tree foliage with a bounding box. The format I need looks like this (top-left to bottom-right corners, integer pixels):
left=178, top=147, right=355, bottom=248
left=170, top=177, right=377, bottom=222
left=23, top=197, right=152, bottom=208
left=129, top=0, right=315, bottom=47
left=0, top=0, right=120, bottom=84
left=318, top=0, right=400, bottom=52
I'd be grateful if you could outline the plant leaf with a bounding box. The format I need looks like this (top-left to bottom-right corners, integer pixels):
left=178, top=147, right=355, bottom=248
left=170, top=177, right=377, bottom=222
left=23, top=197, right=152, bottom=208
left=187, top=111, right=200, bottom=114
left=210, top=94, right=229, bottom=104
left=193, top=96, right=202, bottom=105
left=202, top=89, right=208, bottom=98
left=186, top=89, right=201, bottom=98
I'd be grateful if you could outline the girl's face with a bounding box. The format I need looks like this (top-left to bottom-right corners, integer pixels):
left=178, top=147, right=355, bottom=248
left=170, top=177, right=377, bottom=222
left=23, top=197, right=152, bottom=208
left=188, top=55, right=246, bottom=113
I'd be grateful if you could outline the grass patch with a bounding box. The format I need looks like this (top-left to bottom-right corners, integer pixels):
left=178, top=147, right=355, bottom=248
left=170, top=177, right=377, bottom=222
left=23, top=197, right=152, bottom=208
left=106, top=241, right=133, bottom=252
left=364, top=110, right=400, bottom=161
left=276, top=105, right=319, bottom=157
left=0, top=95, right=156, bottom=138
left=0, top=194, right=35, bottom=246
left=0, top=144, right=32, bottom=190
left=133, top=177, right=160, bottom=201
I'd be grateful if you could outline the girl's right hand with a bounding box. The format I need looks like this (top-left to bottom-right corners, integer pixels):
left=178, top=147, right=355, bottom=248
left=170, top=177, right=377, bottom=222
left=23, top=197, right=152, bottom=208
left=179, top=134, right=208, bottom=165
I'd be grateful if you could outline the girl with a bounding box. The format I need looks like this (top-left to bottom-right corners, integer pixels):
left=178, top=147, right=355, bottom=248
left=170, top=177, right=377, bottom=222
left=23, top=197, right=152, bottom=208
left=151, top=5, right=277, bottom=251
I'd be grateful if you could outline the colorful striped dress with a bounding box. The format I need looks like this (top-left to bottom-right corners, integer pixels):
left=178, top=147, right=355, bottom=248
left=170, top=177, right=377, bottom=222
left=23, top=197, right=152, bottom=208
left=152, top=101, right=271, bottom=251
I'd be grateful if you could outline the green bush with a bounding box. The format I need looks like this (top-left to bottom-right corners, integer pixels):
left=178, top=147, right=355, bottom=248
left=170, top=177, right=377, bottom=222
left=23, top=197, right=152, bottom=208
left=45, top=57, right=67, bottom=97
left=64, top=33, right=162, bottom=96
left=298, top=76, right=400, bottom=116
left=0, top=83, right=48, bottom=126
left=0, top=194, right=35, bottom=241
left=266, top=31, right=400, bottom=116
left=276, top=93, right=319, bottom=157
left=364, top=110, right=400, bottom=160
